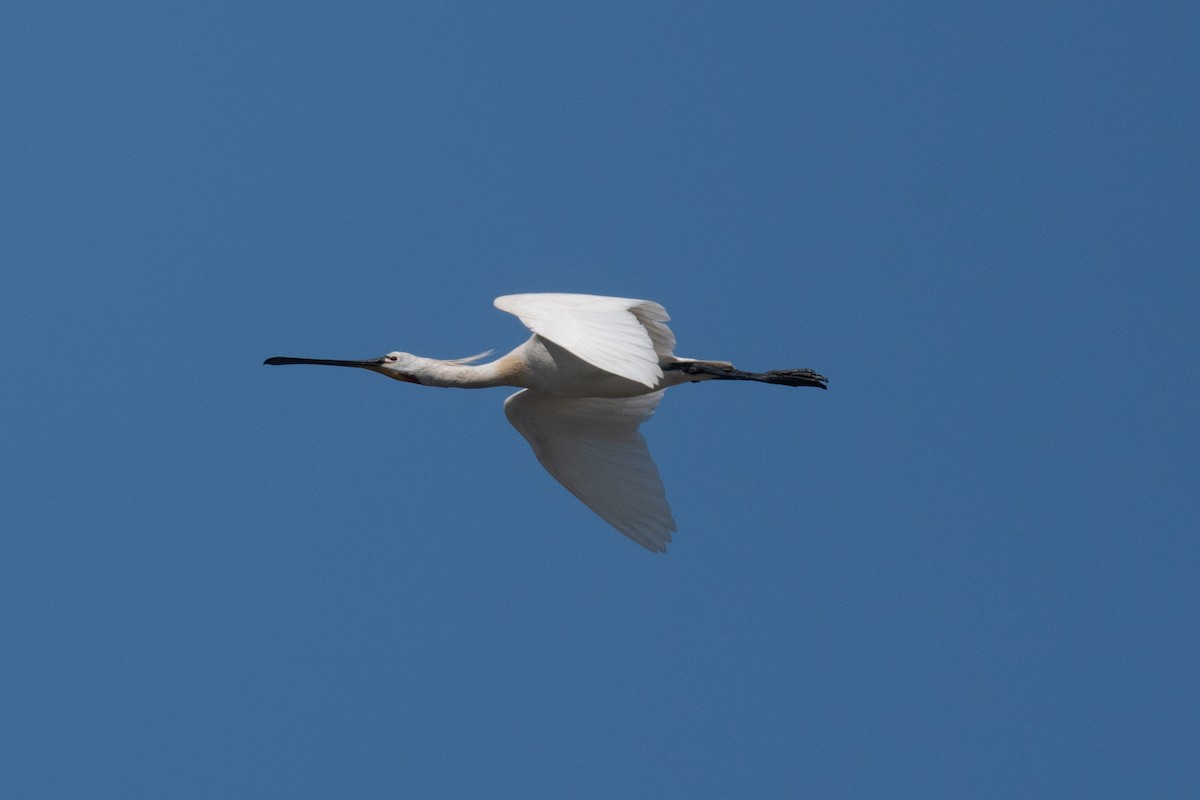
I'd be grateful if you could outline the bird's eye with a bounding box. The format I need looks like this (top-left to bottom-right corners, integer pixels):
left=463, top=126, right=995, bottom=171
left=386, top=355, right=398, bottom=362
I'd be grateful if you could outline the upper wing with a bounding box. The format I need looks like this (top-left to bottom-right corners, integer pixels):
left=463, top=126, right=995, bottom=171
left=494, top=293, right=675, bottom=388
left=503, top=388, right=676, bottom=552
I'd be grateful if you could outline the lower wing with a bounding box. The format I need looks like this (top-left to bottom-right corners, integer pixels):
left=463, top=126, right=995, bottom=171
left=503, top=389, right=676, bottom=552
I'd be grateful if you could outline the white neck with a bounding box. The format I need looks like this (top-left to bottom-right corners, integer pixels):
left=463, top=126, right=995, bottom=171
left=408, top=356, right=521, bottom=389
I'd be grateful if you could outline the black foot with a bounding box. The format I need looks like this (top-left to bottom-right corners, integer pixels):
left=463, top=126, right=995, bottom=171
left=759, top=369, right=828, bottom=389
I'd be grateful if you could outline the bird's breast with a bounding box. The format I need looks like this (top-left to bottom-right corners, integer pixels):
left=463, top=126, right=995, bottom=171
left=511, top=336, right=661, bottom=398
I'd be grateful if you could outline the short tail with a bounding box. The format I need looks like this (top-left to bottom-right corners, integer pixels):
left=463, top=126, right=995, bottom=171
left=666, top=361, right=828, bottom=389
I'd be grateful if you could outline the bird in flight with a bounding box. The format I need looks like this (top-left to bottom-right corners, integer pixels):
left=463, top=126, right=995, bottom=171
left=265, top=293, right=826, bottom=552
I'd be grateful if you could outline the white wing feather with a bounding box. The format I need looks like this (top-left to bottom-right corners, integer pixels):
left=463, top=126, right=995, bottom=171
left=495, top=293, right=674, bottom=388
left=503, top=389, right=676, bottom=552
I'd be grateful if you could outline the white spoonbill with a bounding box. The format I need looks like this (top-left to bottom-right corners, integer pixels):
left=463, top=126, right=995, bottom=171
left=265, top=293, right=826, bottom=552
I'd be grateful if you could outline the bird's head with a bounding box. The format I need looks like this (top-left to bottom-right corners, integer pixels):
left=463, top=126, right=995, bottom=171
left=375, top=352, right=424, bottom=383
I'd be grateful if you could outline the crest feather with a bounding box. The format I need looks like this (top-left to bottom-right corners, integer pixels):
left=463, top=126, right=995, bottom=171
left=445, top=349, right=495, bottom=365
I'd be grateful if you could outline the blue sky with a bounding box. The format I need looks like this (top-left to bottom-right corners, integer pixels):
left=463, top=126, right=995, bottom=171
left=3, top=2, right=1198, bottom=797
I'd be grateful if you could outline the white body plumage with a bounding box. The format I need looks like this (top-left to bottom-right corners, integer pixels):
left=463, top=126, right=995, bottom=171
left=265, top=293, right=826, bottom=552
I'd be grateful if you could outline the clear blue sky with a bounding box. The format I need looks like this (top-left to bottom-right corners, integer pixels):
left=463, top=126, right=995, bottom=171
left=3, top=2, right=1197, bottom=797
